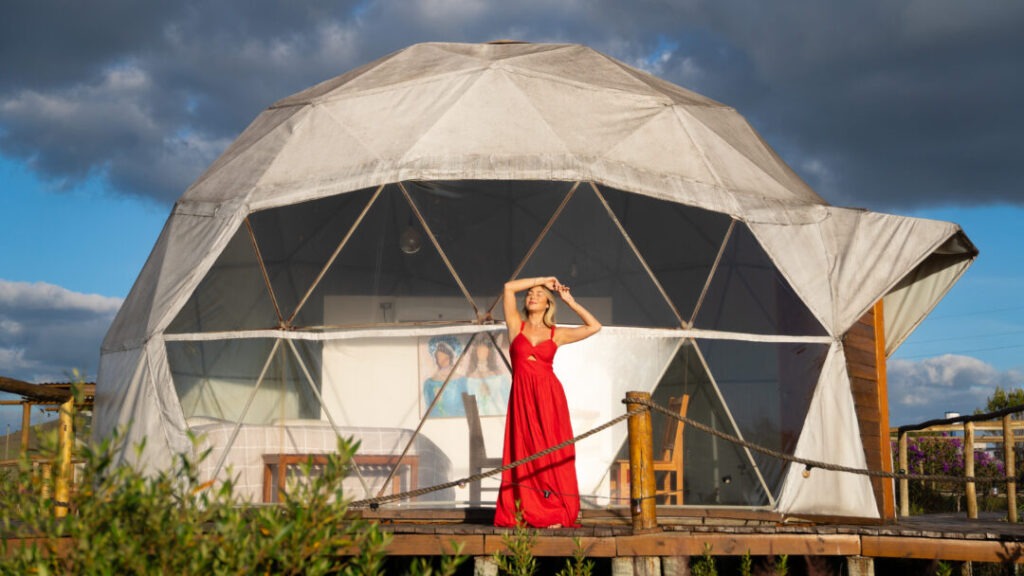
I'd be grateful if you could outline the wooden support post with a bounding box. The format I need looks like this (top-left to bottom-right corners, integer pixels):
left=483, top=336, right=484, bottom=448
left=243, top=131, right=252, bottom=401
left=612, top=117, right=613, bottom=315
left=873, top=300, right=896, bottom=520
left=54, top=395, right=74, bottom=518
left=473, top=556, right=497, bottom=576
left=611, top=557, right=661, bottom=576
left=899, top=431, right=909, bottom=517
left=847, top=555, right=875, bottom=576
left=661, top=556, right=690, bottom=575
left=625, top=391, right=658, bottom=533
left=20, top=402, right=31, bottom=456
left=1005, top=414, right=1018, bottom=523
left=965, top=421, right=978, bottom=519
left=40, top=462, right=51, bottom=500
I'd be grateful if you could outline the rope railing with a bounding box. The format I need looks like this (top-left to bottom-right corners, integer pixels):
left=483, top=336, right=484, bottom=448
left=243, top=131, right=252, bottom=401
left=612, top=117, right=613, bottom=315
left=632, top=397, right=1014, bottom=485
left=331, top=395, right=1021, bottom=522
left=348, top=405, right=649, bottom=508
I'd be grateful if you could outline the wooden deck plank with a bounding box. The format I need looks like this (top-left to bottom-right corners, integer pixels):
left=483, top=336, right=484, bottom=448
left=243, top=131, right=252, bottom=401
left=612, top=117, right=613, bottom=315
left=613, top=532, right=861, bottom=556
left=862, top=535, right=1024, bottom=563
left=383, top=534, right=485, bottom=556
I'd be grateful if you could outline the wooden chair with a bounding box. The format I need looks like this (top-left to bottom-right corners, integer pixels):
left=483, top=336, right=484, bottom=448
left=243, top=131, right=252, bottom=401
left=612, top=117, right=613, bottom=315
left=462, top=393, right=503, bottom=505
left=611, top=394, right=690, bottom=505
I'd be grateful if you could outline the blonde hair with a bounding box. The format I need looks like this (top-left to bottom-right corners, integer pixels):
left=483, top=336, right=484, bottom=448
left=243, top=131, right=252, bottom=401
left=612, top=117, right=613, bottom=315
left=522, top=286, right=557, bottom=328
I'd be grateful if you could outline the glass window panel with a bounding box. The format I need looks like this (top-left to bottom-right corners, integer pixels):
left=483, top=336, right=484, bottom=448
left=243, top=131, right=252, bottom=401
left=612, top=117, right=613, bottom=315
left=518, top=186, right=679, bottom=328
left=633, top=340, right=770, bottom=506
left=247, top=187, right=379, bottom=325
left=166, top=225, right=279, bottom=333
left=599, top=185, right=733, bottom=323
left=697, top=338, right=828, bottom=499
left=694, top=223, right=826, bottom=336
left=292, top=185, right=475, bottom=328
left=167, top=338, right=322, bottom=425
left=405, top=180, right=572, bottom=315
left=319, top=330, right=510, bottom=505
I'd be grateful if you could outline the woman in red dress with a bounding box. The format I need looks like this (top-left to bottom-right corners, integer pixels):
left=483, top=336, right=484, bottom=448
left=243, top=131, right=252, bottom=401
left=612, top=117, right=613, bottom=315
left=493, top=276, right=601, bottom=528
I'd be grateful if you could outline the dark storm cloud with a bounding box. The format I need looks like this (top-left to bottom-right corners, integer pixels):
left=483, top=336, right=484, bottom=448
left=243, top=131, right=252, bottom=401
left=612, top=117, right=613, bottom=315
left=1, top=0, right=1022, bottom=209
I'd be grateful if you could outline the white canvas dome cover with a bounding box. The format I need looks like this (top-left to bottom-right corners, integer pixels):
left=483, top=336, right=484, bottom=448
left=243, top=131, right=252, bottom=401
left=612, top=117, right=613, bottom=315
left=97, top=42, right=975, bottom=517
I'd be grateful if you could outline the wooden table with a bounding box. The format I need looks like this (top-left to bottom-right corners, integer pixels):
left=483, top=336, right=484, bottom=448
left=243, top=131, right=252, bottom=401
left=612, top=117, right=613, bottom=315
left=262, top=453, right=418, bottom=503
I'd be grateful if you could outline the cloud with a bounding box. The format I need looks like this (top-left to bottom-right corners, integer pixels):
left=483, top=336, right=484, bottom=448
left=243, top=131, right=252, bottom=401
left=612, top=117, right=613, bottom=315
left=1, top=1, right=1022, bottom=210
left=0, top=279, right=121, bottom=383
left=888, top=354, right=1024, bottom=425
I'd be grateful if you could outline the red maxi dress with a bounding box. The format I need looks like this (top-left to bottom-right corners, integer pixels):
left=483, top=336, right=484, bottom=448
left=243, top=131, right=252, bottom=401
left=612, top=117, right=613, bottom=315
left=493, top=324, right=580, bottom=527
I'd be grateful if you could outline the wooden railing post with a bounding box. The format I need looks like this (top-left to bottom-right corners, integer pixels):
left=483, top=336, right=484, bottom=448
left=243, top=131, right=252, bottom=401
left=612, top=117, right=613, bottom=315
left=899, top=430, right=909, bottom=517
left=965, top=421, right=978, bottom=519
left=625, top=391, right=658, bottom=532
left=1004, top=414, right=1017, bottom=523
left=20, top=402, right=31, bottom=456
left=54, top=395, right=74, bottom=518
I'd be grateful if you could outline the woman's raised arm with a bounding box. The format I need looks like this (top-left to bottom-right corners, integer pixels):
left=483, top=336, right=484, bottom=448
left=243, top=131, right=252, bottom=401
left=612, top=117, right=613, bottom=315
left=552, top=285, right=601, bottom=346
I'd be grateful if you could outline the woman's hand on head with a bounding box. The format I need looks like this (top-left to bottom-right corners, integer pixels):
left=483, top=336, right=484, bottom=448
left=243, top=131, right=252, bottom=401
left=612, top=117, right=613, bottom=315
left=541, top=277, right=559, bottom=291
left=556, top=284, right=576, bottom=305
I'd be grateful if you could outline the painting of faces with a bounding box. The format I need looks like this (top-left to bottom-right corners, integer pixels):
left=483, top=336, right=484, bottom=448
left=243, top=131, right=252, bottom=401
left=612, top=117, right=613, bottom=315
left=420, top=332, right=511, bottom=419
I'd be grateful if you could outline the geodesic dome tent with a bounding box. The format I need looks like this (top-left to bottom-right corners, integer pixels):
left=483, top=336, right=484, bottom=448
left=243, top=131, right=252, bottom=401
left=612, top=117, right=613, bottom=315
left=96, top=41, right=976, bottom=519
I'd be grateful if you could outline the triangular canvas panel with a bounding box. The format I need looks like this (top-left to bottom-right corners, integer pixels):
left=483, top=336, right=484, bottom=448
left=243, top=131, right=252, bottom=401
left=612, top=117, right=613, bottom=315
left=506, top=72, right=667, bottom=161
left=517, top=186, right=680, bottom=328
left=186, top=106, right=305, bottom=204
left=292, top=185, right=475, bottom=328
left=402, top=69, right=574, bottom=161
left=321, top=43, right=488, bottom=98
left=295, top=70, right=482, bottom=168
left=697, top=338, right=829, bottom=499
left=748, top=207, right=965, bottom=337
left=600, top=185, right=733, bottom=324
left=504, top=44, right=670, bottom=102
left=165, top=224, right=279, bottom=333
left=404, top=180, right=572, bottom=316
left=683, top=106, right=823, bottom=204
left=693, top=222, right=827, bottom=336
left=602, top=107, right=721, bottom=184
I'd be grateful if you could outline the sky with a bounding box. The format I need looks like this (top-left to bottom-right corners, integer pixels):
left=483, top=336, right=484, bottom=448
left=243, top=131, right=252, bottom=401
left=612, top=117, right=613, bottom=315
left=1, top=0, right=1023, bottom=433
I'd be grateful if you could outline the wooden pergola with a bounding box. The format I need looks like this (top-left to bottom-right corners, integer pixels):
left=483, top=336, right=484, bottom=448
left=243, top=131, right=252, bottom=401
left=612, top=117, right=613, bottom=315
left=0, top=376, right=94, bottom=518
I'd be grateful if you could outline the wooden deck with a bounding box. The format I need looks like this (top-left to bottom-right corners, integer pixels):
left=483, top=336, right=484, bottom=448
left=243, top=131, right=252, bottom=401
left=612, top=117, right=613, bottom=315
left=364, top=507, right=1024, bottom=564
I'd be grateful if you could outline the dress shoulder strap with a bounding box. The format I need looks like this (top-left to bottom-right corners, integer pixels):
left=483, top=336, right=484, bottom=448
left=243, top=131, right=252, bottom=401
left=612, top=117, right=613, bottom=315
left=549, top=324, right=556, bottom=338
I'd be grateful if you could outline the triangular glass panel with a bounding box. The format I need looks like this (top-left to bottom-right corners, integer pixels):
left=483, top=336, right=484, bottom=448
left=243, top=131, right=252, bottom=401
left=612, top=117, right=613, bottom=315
left=167, top=338, right=322, bottom=425
left=404, top=180, right=572, bottom=316
left=291, top=184, right=475, bottom=328
left=247, top=187, right=379, bottom=327
left=697, top=338, right=828, bottom=499
left=634, top=339, right=771, bottom=506
left=693, top=223, right=827, bottom=336
left=166, top=225, right=279, bottom=334
left=517, top=186, right=680, bottom=328
left=599, top=185, right=733, bottom=324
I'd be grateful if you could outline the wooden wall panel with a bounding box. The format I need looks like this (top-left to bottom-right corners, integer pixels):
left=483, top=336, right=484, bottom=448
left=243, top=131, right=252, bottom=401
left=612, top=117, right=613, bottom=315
left=843, top=302, right=896, bottom=520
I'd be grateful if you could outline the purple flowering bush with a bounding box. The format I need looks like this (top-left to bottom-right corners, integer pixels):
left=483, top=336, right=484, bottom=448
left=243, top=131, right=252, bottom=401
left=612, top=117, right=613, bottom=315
left=892, top=434, right=1007, bottom=513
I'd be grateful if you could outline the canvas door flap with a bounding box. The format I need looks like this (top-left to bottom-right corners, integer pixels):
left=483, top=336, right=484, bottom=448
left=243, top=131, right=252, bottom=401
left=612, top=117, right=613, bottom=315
left=775, top=343, right=878, bottom=518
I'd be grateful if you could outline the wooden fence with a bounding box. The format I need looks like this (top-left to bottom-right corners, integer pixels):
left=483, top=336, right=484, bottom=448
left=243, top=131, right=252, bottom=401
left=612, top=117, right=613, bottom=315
left=894, top=404, right=1024, bottom=521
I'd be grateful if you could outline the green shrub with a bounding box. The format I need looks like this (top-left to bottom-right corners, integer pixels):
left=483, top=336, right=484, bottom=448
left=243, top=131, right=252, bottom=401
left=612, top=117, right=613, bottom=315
left=555, top=537, right=594, bottom=576
left=492, top=501, right=537, bottom=576
left=691, top=542, right=717, bottom=576
left=0, top=430, right=463, bottom=575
